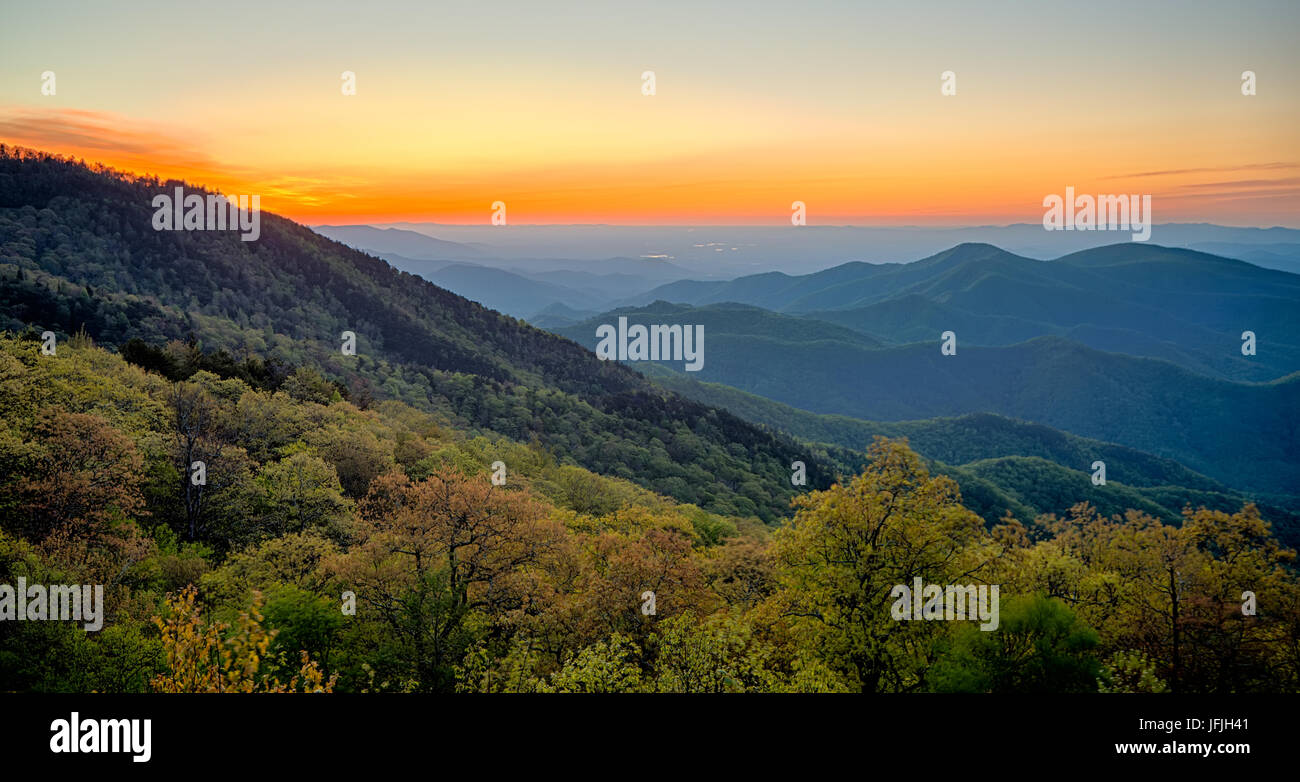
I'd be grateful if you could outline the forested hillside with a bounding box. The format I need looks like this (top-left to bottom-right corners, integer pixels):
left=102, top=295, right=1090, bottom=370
left=0, top=147, right=836, bottom=522
left=648, top=370, right=1300, bottom=544
left=3, top=335, right=1299, bottom=693
left=559, top=309, right=1300, bottom=495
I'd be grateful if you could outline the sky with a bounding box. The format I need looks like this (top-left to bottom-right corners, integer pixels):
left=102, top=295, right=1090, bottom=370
left=1, top=0, right=1297, bottom=226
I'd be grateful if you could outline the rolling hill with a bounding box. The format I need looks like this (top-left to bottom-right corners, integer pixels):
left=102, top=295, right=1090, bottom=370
left=421, top=263, right=607, bottom=318
left=643, top=369, right=1300, bottom=543
left=624, top=242, right=1300, bottom=382
left=311, top=224, right=484, bottom=260
left=0, top=147, right=839, bottom=522
left=560, top=300, right=884, bottom=349
left=557, top=307, right=1300, bottom=495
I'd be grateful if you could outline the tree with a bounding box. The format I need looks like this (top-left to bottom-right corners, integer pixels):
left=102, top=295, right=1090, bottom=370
left=1098, top=649, right=1168, bottom=693
left=651, top=612, right=780, bottom=692
left=557, top=526, right=713, bottom=657
left=151, top=585, right=335, bottom=693
left=770, top=438, right=994, bottom=692
left=253, top=452, right=351, bottom=541
left=1180, top=504, right=1297, bottom=692
left=543, top=634, right=643, bottom=693
left=330, top=468, right=561, bottom=691
left=930, top=594, right=1101, bottom=693
left=14, top=408, right=144, bottom=541
left=281, top=367, right=339, bottom=405
left=13, top=409, right=150, bottom=588
left=200, top=531, right=340, bottom=606
left=168, top=380, right=218, bottom=541
left=305, top=423, right=394, bottom=498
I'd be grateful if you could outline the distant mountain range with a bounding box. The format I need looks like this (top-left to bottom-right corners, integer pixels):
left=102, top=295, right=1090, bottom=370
left=611, top=243, right=1300, bottom=382
left=312, top=223, right=702, bottom=319
left=312, top=222, right=1299, bottom=504
left=350, top=222, right=1300, bottom=276
left=553, top=243, right=1300, bottom=498
left=312, top=224, right=486, bottom=259
left=318, top=223, right=1300, bottom=325
left=420, top=263, right=609, bottom=316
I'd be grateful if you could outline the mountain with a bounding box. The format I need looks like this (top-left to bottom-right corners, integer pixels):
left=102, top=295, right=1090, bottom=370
left=313, top=225, right=700, bottom=317
left=1190, top=241, right=1300, bottom=275
left=617, top=244, right=1046, bottom=310
left=644, top=374, right=1224, bottom=488
left=1186, top=242, right=1300, bottom=275
left=0, top=148, right=839, bottom=522
left=956, top=456, right=1231, bottom=527
left=311, top=224, right=484, bottom=259
left=507, top=268, right=663, bottom=299
left=420, top=263, right=606, bottom=319
left=643, top=370, right=1300, bottom=543
left=558, top=300, right=883, bottom=349
left=636, top=241, right=1300, bottom=313
left=558, top=301, right=1300, bottom=495
left=624, top=243, right=1300, bottom=382
left=365, top=222, right=1300, bottom=278
left=529, top=301, right=601, bottom=329
left=5, top=148, right=1290, bottom=522
left=366, top=252, right=455, bottom=277
left=354, top=255, right=660, bottom=320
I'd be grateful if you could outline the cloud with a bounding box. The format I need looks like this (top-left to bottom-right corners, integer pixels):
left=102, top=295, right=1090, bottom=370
left=0, top=107, right=365, bottom=210
left=1162, top=186, right=1300, bottom=202
left=1174, top=177, right=1300, bottom=189
left=1103, top=162, right=1299, bottom=180
left=0, top=107, right=225, bottom=174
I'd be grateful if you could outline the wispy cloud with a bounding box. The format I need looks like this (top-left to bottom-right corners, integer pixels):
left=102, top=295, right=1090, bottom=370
left=1103, top=162, right=1299, bottom=179
left=1174, top=177, right=1300, bottom=189
left=0, top=107, right=371, bottom=210
left=1161, top=186, right=1300, bottom=203
left=0, top=107, right=224, bottom=173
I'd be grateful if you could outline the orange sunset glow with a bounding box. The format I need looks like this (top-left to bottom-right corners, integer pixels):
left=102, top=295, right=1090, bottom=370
left=2, top=2, right=1297, bottom=226
left=2, top=103, right=1296, bottom=227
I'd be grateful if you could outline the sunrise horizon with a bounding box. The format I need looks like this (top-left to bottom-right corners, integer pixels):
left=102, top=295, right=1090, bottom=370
left=4, top=1, right=1298, bottom=228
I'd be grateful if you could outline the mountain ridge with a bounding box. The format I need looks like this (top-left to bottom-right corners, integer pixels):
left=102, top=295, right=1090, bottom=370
left=0, top=147, right=840, bottom=522
left=555, top=309, right=1300, bottom=494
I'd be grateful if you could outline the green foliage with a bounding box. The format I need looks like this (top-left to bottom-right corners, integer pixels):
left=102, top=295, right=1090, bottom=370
left=1098, top=649, right=1169, bottom=693
left=771, top=438, right=995, bottom=692
left=653, top=374, right=1300, bottom=544
left=253, top=452, right=351, bottom=541
left=650, top=612, right=779, bottom=692
left=929, top=595, right=1101, bottom=693
left=544, top=634, right=644, bottom=693
left=281, top=367, right=341, bottom=405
